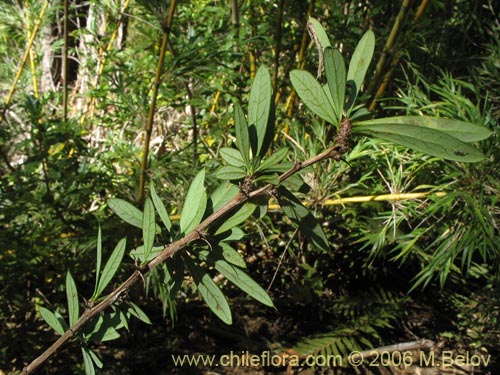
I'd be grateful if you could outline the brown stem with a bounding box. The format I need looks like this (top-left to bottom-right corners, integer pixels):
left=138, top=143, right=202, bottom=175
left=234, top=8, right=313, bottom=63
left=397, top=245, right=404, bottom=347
left=22, top=117, right=352, bottom=374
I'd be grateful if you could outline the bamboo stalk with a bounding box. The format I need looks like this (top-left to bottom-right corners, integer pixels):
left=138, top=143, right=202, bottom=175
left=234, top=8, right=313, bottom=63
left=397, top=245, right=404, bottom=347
left=367, top=0, right=412, bottom=96
left=137, top=0, right=177, bottom=205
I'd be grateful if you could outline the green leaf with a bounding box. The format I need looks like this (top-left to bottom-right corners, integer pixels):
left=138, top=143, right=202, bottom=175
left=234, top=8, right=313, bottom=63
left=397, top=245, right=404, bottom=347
left=234, top=102, right=251, bottom=166
left=150, top=184, right=172, bottom=232
left=87, top=349, right=103, bottom=369
left=346, top=29, right=375, bottom=105
left=95, top=238, right=127, bottom=297
left=39, top=306, right=65, bottom=335
left=66, top=271, right=79, bottom=327
left=129, top=244, right=163, bottom=263
left=214, top=202, right=258, bottom=235
left=307, top=17, right=331, bottom=50
left=215, top=165, right=247, bottom=180
left=180, top=169, right=207, bottom=234
left=215, top=259, right=274, bottom=307
left=142, top=197, right=155, bottom=261
left=220, top=147, right=246, bottom=167
left=85, top=315, right=121, bottom=342
left=82, top=347, right=96, bottom=375
left=353, top=123, right=486, bottom=162
left=219, top=242, right=246, bottom=268
left=127, top=302, right=152, bottom=324
left=185, top=258, right=232, bottom=324
left=108, top=198, right=143, bottom=229
left=210, top=182, right=240, bottom=211
left=277, top=186, right=330, bottom=252
left=324, top=47, right=346, bottom=120
left=92, top=226, right=102, bottom=301
left=248, top=66, right=273, bottom=156
left=354, top=116, right=492, bottom=142
left=256, top=147, right=288, bottom=173
left=290, top=70, right=336, bottom=124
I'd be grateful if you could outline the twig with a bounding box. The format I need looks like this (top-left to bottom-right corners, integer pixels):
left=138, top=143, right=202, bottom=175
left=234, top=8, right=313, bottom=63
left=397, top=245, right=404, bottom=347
left=22, top=118, right=352, bottom=374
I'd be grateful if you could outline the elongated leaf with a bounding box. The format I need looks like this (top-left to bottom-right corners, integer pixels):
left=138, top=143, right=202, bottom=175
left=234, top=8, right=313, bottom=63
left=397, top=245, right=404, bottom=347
left=353, top=123, right=485, bottom=162
left=308, top=17, right=331, bottom=50
left=256, top=147, right=288, bottom=173
left=277, top=186, right=330, bottom=252
left=214, top=202, right=258, bottom=235
left=95, top=238, right=126, bottom=297
left=108, top=198, right=143, bottom=229
left=66, top=271, right=79, bottom=327
left=142, top=197, right=155, bottom=260
left=234, top=102, right=251, bottom=166
left=39, top=306, right=65, bottom=335
left=215, top=165, right=247, bottom=180
left=248, top=66, right=273, bottom=156
left=92, top=226, right=103, bottom=300
left=129, top=244, right=163, bottom=263
left=354, top=116, right=492, bottom=142
left=82, top=347, right=96, bottom=375
left=215, top=259, right=274, bottom=307
left=180, top=169, right=207, bottom=234
left=210, top=182, right=240, bottom=212
left=150, top=184, right=172, bottom=232
left=219, top=242, right=246, bottom=268
left=220, top=147, right=246, bottom=167
left=324, top=47, right=346, bottom=120
left=346, top=29, right=375, bottom=99
left=127, top=301, right=152, bottom=324
left=185, top=258, right=232, bottom=324
left=290, top=70, right=336, bottom=124
left=88, top=349, right=103, bottom=369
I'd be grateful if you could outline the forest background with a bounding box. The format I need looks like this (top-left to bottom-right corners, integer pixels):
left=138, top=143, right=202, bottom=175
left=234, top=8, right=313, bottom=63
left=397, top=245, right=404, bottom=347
left=1, top=0, right=499, bottom=374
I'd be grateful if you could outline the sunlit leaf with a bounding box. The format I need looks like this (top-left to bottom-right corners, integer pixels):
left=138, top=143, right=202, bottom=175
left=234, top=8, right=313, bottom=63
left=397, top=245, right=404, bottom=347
left=354, top=116, right=492, bottom=142
left=214, top=202, right=257, bottom=235
left=92, top=226, right=103, bottom=300
left=66, top=271, right=79, bottom=327
left=150, top=184, right=172, bottom=232
left=129, top=244, right=163, bottom=263
left=82, top=347, right=95, bottom=375
left=39, top=306, right=65, bottom=335
left=215, top=165, right=247, bottom=180
left=324, top=47, right=346, bottom=120
left=210, top=182, right=240, bottom=212
left=234, top=102, right=251, bottom=166
left=308, top=17, right=331, bottom=50
left=142, top=197, right=155, bottom=261
left=214, top=259, right=274, bottom=307
left=346, top=29, right=375, bottom=107
left=185, top=258, right=232, bottom=324
left=95, top=238, right=126, bottom=297
left=248, top=66, right=273, bottom=157
left=290, top=70, right=336, bottom=124
left=277, top=186, right=330, bottom=252
left=108, top=198, right=143, bottom=229
left=127, top=301, right=152, bottom=324
left=353, top=123, right=485, bottom=162
left=219, top=242, right=246, bottom=268
left=180, top=169, right=207, bottom=234
left=256, top=147, right=288, bottom=173
left=88, top=349, right=103, bottom=369
left=220, top=147, right=246, bottom=167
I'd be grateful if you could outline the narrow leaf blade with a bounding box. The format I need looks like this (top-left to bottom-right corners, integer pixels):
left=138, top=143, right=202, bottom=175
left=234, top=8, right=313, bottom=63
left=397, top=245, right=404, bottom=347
left=324, top=47, right=346, bottom=120
left=91, top=226, right=103, bottom=300
left=234, top=102, right=251, bottom=166
left=150, top=184, right=172, bottom=232
left=108, top=198, right=143, bottom=229
left=220, top=147, right=246, bottom=167
left=248, top=66, right=273, bottom=156
left=215, top=260, right=274, bottom=307
left=214, top=202, right=258, bottom=235
left=346, top=29, right=375, bottom=100
left=96, top=238, right=127, bottom=297
left=66, top=271, right=79, bottom=327
left=39, top=306, right=66, bottom=335
left=180, top=169, right=207, bottom=234
left=185, top=258, right=232, bottom=324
